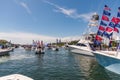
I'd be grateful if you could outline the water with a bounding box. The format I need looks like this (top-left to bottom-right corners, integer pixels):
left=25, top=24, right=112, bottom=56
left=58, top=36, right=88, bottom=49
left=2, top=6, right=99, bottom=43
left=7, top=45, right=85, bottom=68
left=0, top=47, right=120, bottom=80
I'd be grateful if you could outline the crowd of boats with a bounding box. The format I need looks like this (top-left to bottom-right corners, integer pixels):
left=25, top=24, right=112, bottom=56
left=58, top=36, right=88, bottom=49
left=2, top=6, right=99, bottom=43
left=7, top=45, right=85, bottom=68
left=1, top=5, right=120, bottom=80
left=23, top=40, right=60, bottom=54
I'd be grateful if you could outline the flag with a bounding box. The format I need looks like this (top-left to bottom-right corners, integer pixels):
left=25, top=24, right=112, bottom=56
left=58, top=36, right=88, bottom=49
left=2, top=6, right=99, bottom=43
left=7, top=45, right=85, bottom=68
left=100, top=21, right=107, bottom=26
left=97, top=30, right=103, bottom=36
left=102, top=15, right=109, bottom=21
left=109, top=22, right=115, bottom=28
left=103, top=32, right=112, bottom=39
left=96, top=35, right=103, bottom=41
left=117, top=7, right=120, bottom=17
left=106, top=27, right=113, bottom=32
left=114, top=27, right=119, bottom=33
left=115, top=24, right=120, bottom=28
left=103, top=10, right=111, bottom=16
left=104, top=5, right=111, bottom=11
left=117, top=12, right=120, bottom=18
left=111, top=17, right=120, bottom=24
left=94, top=40, right=101, bottom=46
left=99, top=25, right=105, bottom=31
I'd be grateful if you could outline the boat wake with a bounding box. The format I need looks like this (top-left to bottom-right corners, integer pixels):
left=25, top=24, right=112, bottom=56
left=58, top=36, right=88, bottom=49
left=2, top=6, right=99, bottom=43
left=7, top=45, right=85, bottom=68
left=0, top=54, right=35, bottom=63
left=10, top=54, right=35, bottom=61
left=0, top=56, right=9, bottom=63
left=105, top=63, right=120, bottom=75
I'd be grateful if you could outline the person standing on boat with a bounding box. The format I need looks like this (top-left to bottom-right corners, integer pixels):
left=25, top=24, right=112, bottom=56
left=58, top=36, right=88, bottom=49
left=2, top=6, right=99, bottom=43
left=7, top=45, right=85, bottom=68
left=109, top=40, right=112, bottom=47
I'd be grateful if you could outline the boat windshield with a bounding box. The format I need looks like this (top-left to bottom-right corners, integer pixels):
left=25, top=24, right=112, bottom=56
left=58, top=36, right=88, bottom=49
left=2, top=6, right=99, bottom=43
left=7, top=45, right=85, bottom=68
left=76, top=43, right=87, bottom=47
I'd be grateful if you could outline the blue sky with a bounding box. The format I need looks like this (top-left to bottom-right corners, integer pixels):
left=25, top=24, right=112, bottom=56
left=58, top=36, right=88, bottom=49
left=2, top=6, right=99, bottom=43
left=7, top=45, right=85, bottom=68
left=0, top=0, right=120, bottom=44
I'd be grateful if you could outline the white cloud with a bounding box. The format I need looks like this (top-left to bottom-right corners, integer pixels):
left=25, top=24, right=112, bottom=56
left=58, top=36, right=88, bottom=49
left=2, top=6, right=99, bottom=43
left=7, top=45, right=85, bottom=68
left=44, top=0, right=95, bottom=22
left=13, top=0, right=32, bottom=14
left=0, top=32, right=57, bottom=44
left=0, top=32, right=82, bottom=44
left=19, top=2, right=32, bottom=14
left=62, top=36, right=81, bottom=42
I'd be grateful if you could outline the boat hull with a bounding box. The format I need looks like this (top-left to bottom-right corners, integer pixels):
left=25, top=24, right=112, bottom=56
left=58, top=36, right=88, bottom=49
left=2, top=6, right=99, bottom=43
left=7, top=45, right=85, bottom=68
left=0, top=49, right=12, bottom=56
left=93, top=51, right=120, bottom=74
left=68, top=45, right=94, bottom=57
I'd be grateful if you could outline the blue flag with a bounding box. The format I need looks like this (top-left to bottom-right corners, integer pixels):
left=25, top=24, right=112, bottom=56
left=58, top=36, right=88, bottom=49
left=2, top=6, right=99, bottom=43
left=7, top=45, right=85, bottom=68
left=97, top=30, right=103, bottom=36
left=117, top=7, right=120, bottom=17
left=100, top=21, right=107, bottom=26
left=115, top=24, right=120, bottom=28
left=103, top=10, right=111, bottom=16
left=103, top=32, right=112, bottom=39
left=117, top=12, right=120, bottom=17
left=109, top=22, right=115, bottom=28
left=104, top=5, right=111, bottom=11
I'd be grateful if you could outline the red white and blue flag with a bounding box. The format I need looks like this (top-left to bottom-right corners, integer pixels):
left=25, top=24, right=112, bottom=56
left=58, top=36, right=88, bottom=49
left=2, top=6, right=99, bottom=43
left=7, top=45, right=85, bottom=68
left=102, top=15, right=109, bottom=21
left=103, top=10, right=111, bottom=16
left=111, top=17, right=120, bottom=24
left=115, top=24, right=120, bottom=28
left=103, top=31, right=113, bottom=39
left=106, top=27, right=113, bottom=33
left=96, top=35, right=103, bottom=41
left=97, top=30, right=103, bottom=36
left=100, top=21, right=107, bottom=26
left=109, top=22, right=115, bottom=28
left=99, top=25, right=105, bottom=31
left=95, top=5, right=111, bottom=42
left=114, top=27, right=119, bottom=33
left=104, top=5, right=111, bottom=11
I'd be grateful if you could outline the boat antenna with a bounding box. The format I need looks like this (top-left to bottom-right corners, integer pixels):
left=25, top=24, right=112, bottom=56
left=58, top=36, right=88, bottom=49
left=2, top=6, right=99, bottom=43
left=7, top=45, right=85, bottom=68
left=87, top=12, right=99, bottom=34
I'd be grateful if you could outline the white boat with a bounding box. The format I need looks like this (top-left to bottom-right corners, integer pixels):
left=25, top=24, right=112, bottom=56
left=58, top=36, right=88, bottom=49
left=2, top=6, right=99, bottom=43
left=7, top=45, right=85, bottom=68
left=68, top=13, right=99, bottom=57
left=52, top=45, right=59, bottom=51
left=92, top=5, right=120, bottom=74
left=0, top=74, right=33, bottom=80
left=0, top=48, right=12, bottom=56
left=35, top=47, right=45, bottom=54
left=68, top=38, right=94, bottom=56
left=92, top=50, right=120, bottom=74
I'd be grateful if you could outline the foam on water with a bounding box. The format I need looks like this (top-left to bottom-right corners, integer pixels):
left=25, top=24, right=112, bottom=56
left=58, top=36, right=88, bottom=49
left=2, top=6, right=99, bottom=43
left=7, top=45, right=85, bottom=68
left=10, top=54, right=35, bottom=61
left=0, top=56, right=9, bottom=63
left=0, top=48, right=35, bottom=63
left=106, top=63, right=120, bottom=75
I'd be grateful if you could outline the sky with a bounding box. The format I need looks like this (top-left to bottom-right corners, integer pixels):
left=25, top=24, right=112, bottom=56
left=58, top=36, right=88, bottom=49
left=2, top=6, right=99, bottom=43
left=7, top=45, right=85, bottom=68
left=0, top=0, right=120, bottom=44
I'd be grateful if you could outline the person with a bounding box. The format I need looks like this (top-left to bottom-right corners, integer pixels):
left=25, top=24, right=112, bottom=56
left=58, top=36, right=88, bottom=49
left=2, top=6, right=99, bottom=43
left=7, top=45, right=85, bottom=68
left=109, top=40, right=112, bottom=48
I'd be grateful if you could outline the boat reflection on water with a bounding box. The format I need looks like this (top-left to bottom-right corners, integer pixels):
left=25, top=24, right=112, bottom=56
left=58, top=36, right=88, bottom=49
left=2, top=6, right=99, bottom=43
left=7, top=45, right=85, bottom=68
left=71, top=53, right=111, bottom=80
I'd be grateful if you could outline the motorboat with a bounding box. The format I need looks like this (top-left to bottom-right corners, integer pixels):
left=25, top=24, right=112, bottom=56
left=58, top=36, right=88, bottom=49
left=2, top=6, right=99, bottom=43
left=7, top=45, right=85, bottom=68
left=92, top=5, right=120, bottom=74
left=68, top=13, right=99, bottom=57
left=0, top=48, right=13, bottom=56
left=68, top=34, right=95, bottom=57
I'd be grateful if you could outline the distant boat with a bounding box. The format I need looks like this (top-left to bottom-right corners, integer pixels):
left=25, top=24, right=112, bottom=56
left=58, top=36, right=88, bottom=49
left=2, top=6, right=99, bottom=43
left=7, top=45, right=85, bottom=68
left=0, top=74, right=33, bottom=80
left=0, top=48, right=12, bottom=56
left=52, top=45, right=59, bottom=51
left=35, top=45, right=45, bottom=54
